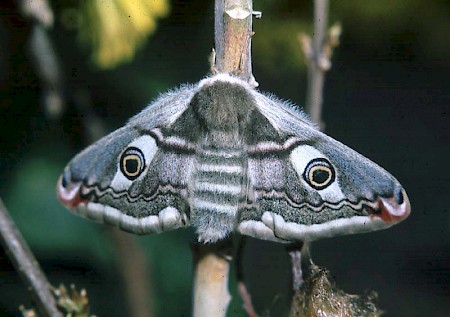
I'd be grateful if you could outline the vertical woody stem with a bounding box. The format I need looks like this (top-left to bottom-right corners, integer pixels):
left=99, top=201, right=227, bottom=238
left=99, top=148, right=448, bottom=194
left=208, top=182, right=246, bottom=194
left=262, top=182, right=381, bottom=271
left=214, top=0, right=255, bottom=84
left=192, top=240, right=233, bottom=317
left=192, top=1, right=255, bottom=316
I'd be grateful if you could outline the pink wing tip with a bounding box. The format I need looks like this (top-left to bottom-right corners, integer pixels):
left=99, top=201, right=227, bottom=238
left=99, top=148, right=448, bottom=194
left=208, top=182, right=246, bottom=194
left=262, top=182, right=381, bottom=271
left=56, top=176, right=86, bottom=208
left=371, top=188, right=411, bottom=223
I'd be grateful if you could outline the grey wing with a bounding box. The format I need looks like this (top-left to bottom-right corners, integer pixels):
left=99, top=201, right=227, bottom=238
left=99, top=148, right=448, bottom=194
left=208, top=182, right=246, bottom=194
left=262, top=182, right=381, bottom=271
left=57, top=86, right=197, bottom=234
left=237, top=92, right=411, bottom=242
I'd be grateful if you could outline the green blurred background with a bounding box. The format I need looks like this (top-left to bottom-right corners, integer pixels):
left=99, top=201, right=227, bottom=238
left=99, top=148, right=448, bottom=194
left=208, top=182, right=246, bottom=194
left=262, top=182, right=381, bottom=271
left=0, top=0, right=449, bottom=316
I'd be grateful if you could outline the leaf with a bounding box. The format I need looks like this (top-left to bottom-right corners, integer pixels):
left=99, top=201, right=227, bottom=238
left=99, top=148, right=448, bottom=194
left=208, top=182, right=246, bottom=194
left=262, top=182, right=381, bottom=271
left=76, top=0, right=170, bottom=69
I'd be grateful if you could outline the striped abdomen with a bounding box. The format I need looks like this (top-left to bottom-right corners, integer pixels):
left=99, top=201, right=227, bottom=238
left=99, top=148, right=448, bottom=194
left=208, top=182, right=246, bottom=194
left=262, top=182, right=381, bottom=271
left=190, top=146, right=247, bottom=242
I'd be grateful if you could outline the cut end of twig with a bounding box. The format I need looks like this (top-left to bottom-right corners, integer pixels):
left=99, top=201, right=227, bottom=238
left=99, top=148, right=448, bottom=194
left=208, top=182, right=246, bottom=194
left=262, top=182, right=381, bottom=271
left=225, top=7, right=252, bottom=20
left=289, top=264, right=382, bottom=317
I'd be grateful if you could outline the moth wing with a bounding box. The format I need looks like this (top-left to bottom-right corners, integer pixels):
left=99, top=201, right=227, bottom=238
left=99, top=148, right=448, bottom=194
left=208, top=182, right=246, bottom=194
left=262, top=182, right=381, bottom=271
left=57, top=85, right=197, bottom=234
left=238, top=92, right=411, bottom=242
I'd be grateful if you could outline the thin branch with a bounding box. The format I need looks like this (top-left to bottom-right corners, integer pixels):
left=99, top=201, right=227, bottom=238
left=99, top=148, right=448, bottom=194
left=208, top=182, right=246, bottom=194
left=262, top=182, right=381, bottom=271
left=0, top=198, right=63, bottom=317
left=294, top=0, right=342, bottom=288
left=286, top=244, right=303, bottom=292
left=288, top=1, right=342, bottom=314
left=288, top=0, right=334, bottom=297
left=286, top=242, right=312, bottom=292
left=304, top=0, right=329, bottom=128
left=237, top=282, right=258, bottom=317
left=292, top=2, right=384, bottom=316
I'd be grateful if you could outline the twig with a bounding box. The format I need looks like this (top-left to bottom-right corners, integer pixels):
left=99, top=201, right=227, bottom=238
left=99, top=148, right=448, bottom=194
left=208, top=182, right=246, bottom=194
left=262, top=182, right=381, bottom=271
left=237, top=282, right=258, bottom=317
left=0, top=198, right=63, bottom=317
left=301, top=0, right=342, bottom=128
left=288, top=0, right=334, bottom=295
left=304, top=0, right=329, bottom=128
left=288, top=1, right=341, bottom=313
left=286, top=244, right=303, bottom=292
left=286, top=242, right=312, bottom=292
left=192, top=1, right=256, bottom=316
left=293, top=0, right=341, bottom=286
left=291, top=2, right=386, bottom=316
